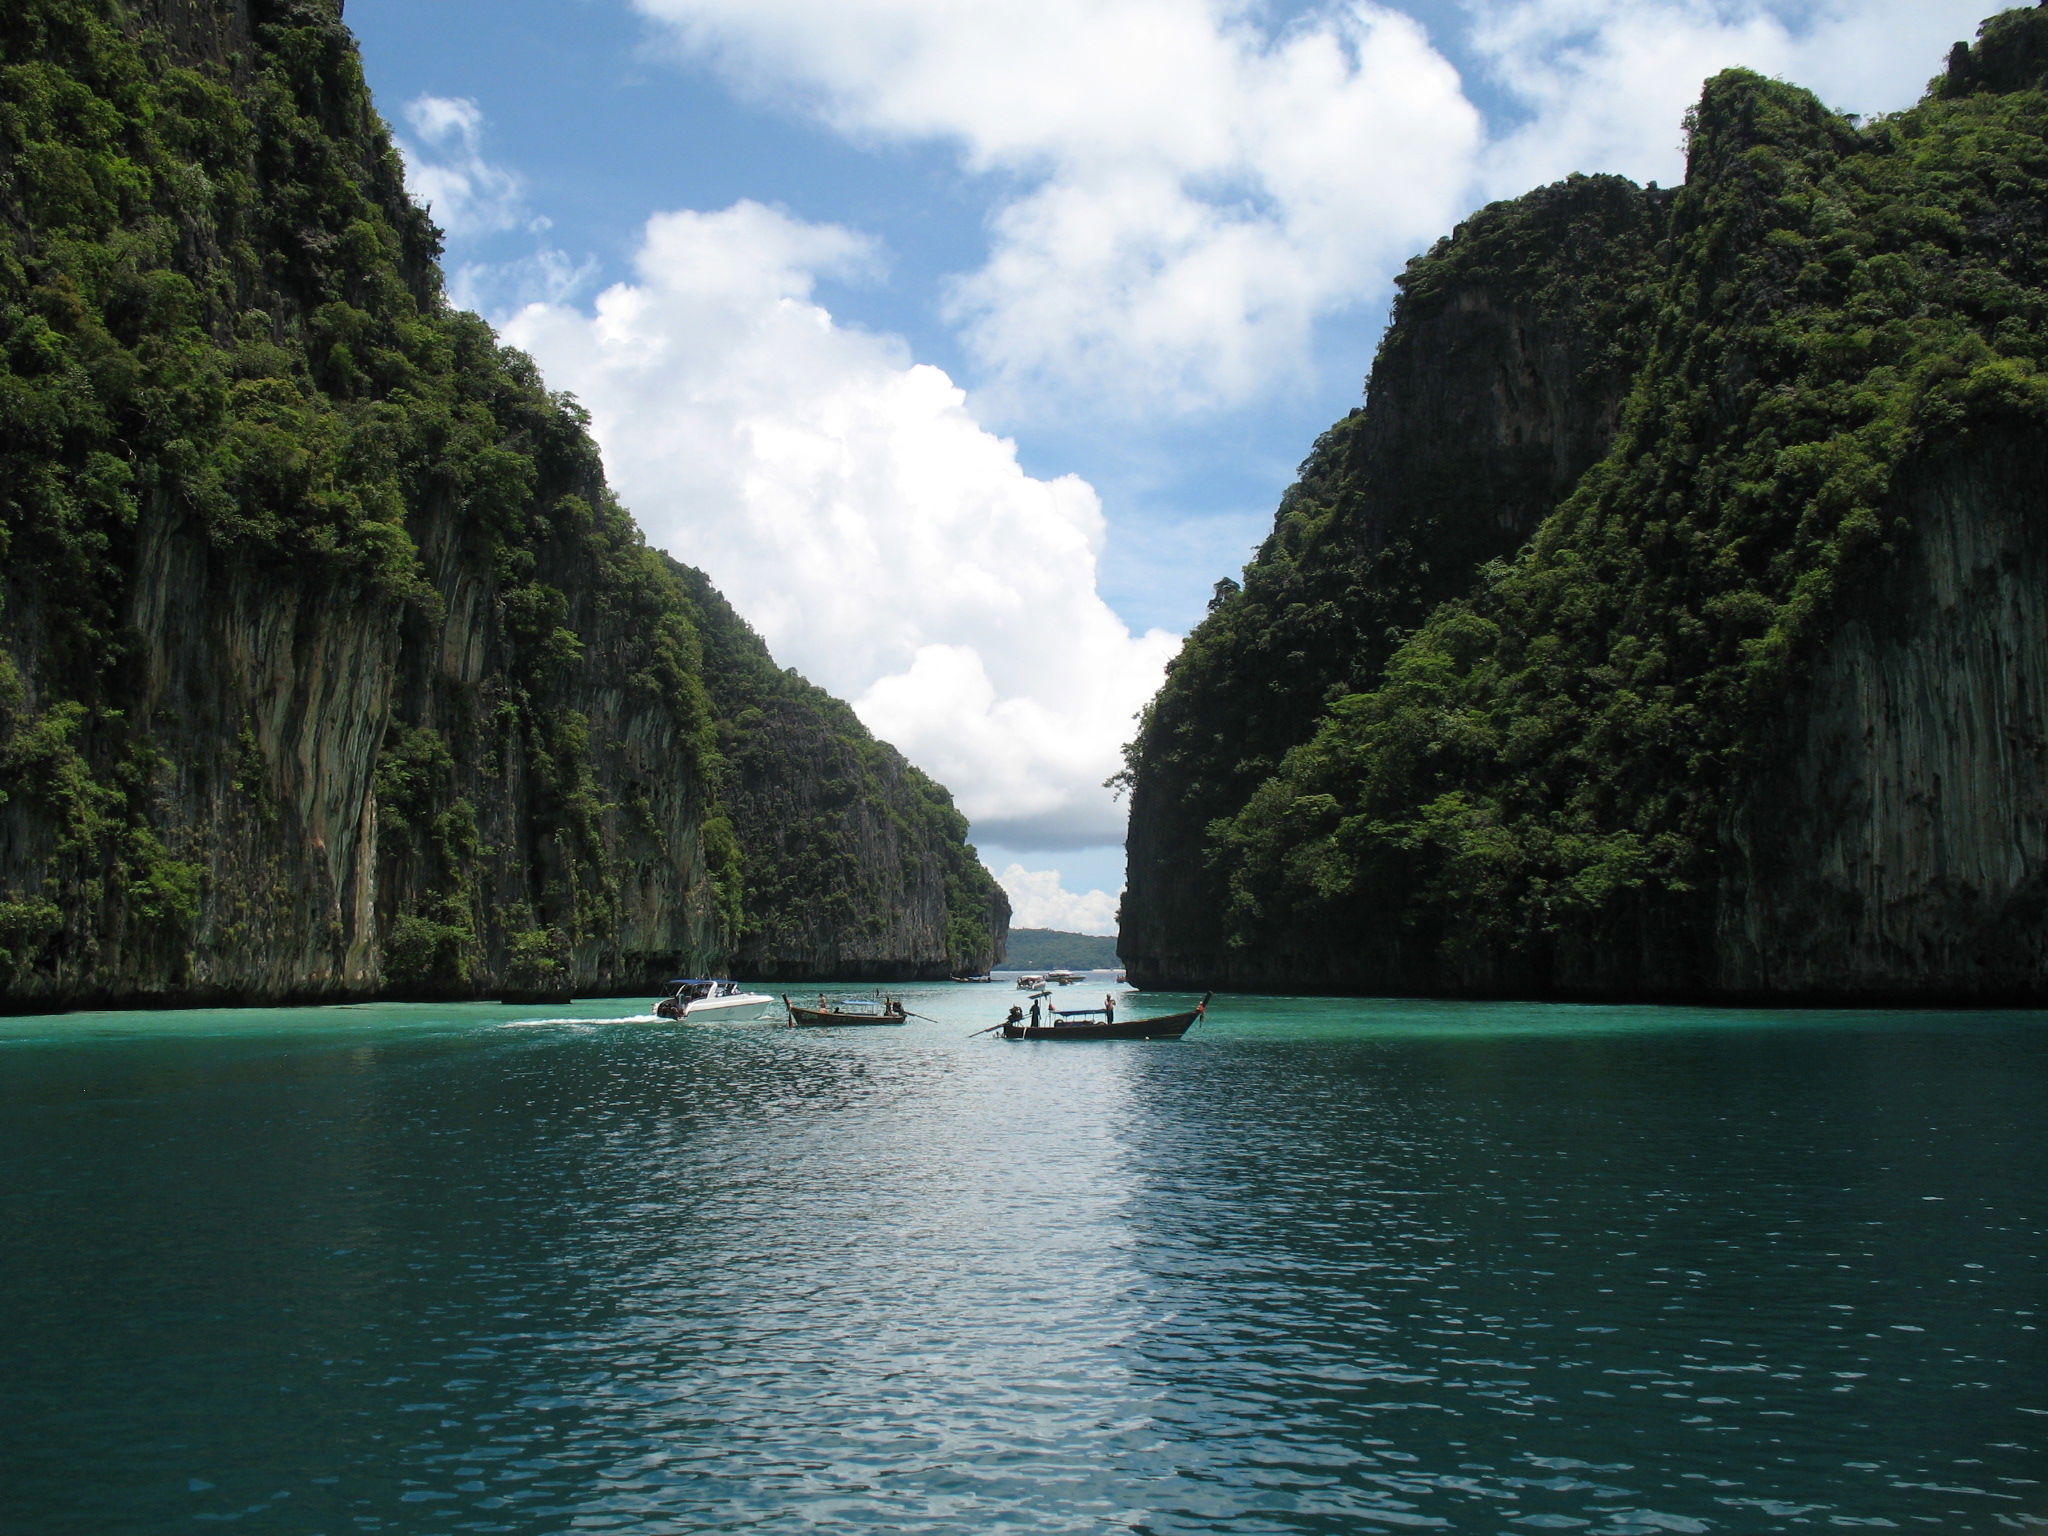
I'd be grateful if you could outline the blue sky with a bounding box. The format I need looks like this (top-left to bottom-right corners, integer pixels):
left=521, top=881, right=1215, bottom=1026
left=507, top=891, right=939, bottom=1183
left=346, top=0, right=1995, bottom=932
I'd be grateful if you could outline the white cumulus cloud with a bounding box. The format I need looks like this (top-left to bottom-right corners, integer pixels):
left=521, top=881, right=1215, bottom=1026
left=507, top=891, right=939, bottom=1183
left=1467, top=0, right=2000, bottom=196
left=399, top=94, right=535, bottom=238
left=446, top=248, right=603, bottom=320
left=423, top=4, right=1994, bottom=877
left=631, top=0, right=1483, bottom=415
left=628, top=0, right=1995, bottom=417
left=996, top=864, right=1122, bottom=937
left=501, top=200, right=1178, bottom=849
left=395, top=95, right=601, bottom=313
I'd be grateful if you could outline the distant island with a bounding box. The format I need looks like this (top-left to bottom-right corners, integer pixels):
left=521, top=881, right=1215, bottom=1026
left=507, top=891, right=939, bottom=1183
left=998, top=928, right=1122, bottom=971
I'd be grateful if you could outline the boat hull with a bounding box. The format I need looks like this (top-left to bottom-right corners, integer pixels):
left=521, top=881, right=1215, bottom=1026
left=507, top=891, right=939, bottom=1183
left=785, top=1003, right=908, bottom=1027
left=1001, top=1009, right=1199, bottom=1040
left=999, top=992, right=1209, bottom=1041
left=656, top=992, right=777, bottom=1021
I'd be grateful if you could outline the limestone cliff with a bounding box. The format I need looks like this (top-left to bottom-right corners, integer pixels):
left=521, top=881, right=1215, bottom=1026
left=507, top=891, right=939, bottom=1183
left=1122, top=8, right=2048, bottom=1004
left=1122, top=175, right=1669, bottom=987
left=680, top=567, right=1009, bottom=982
left=0, top=0, right=1004, bottom=1008
left=1714, top=431, right=2048, bottom=1000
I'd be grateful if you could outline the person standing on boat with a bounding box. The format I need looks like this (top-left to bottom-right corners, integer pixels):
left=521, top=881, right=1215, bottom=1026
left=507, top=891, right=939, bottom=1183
left=1028, top=997, right=1041, bottom=1029
left=1103, top=994, right=1115, bottom=1025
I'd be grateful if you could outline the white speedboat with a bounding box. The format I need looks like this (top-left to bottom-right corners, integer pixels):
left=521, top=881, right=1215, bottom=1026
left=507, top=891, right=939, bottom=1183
left=1015, top=973, right=1046, bottom=990
left=654, top=978, right=777, bottom=1020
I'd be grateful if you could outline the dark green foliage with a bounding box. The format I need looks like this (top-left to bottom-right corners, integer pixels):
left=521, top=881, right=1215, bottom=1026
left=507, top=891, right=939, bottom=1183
left=1127, top=8, right=2048, bottom=991
left=1122, top=173, right=1670, bottom=977
left=1936, top=5, right=2048, bottom=98
left=1, top=0, right=442, bottom=619
left=673, top=564, right=1004, bottom=976
left=1164, top=173, right=1666, bottom=741
left=505, top=922, right=569, bottom=990
left=0, top=0, right=452, bottom=985
left=0, top=0, right=710, bottom=990
left=0, top=0, right=999, bottom=997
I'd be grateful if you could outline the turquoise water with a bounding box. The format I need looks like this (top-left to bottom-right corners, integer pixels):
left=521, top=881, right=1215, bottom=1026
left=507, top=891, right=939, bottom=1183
left=2, top=986, right=2044, bottom=1534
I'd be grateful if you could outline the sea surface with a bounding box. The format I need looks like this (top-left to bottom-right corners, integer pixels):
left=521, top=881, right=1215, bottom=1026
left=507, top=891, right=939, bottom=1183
left=2, top=984, right=2044, bottom=1534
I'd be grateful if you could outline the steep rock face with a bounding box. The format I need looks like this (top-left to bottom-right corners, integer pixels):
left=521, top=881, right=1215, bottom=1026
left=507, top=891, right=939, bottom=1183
left=0, top=0, right=999, bottom=1007
left=720, top=699, right=995, bottom=981
left=1121, top=175, right=1668, bottom=987
left=1716, top=433, right=2048, bottom=1000
left=123, top=509, right=404, bottom=999
left=1124, top=7, right=2048, bottom=1004
left=680, top=567, right=1008, bottom=981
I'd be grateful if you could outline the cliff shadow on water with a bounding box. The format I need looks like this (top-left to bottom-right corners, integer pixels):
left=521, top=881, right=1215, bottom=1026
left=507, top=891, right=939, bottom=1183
left=0, top=0, right=1005, bottom=1010
left=1121, top=6, right=2048, bottom=1006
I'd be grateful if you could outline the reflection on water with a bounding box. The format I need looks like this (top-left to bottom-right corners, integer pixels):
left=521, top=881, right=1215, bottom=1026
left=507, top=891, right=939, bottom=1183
left=1108, top=1033, right=2048, bottom=1531
left=1, top=993, right=2043, bottom=1533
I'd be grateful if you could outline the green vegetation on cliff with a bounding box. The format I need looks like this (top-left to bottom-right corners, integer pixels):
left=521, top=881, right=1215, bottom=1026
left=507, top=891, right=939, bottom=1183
left=0, top=0, right=1003, bottom=1002
left=1121, top=170, right=1671, bottom=987
left=676, top=566, right=1005, bottom=980
left=1123, top=7, right=2048, bottom=1000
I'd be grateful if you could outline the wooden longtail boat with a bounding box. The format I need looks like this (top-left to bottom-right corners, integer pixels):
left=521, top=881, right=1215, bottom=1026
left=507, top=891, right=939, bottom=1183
left=783, top=995, right=909, bottom=1027
left=1001, top=992, right=1210, bottom=1040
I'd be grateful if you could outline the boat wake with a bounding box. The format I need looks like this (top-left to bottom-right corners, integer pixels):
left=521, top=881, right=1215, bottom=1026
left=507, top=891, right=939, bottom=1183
left=495, top=1013, right=666, bottom=1028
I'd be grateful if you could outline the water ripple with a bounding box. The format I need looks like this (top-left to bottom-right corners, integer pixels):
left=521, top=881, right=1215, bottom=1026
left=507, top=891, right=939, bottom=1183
left=0, top=995, right=2043, bottom=1532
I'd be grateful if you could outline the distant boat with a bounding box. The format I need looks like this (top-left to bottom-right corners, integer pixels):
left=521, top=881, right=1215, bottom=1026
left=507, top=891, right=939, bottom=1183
left=1002, top=992, right=1210, bottom=1041
left=654, top=979, right=777, bottom=1020
left=1046, top=969, right=1086, bottom=985
left=949, top=973, right=994, bottom=983
left=1015, top=973, right=1046, bottom=990
left=784, top=994, right=908, bottom=1027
